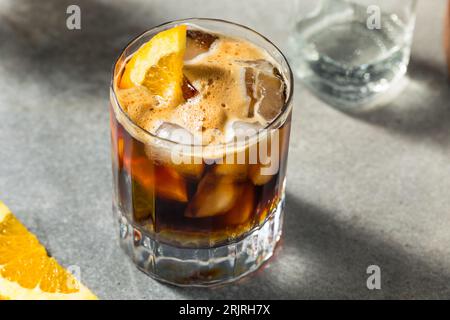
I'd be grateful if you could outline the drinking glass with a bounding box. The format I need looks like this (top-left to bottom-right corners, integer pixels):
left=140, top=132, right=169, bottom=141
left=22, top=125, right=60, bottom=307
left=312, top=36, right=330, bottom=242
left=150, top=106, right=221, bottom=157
left=110, top=19, right=294, bottom=286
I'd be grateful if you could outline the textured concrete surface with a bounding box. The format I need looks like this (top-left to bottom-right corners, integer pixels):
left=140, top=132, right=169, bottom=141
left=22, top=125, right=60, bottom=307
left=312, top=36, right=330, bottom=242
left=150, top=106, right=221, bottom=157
left=0, top=0, right=449, bottom=299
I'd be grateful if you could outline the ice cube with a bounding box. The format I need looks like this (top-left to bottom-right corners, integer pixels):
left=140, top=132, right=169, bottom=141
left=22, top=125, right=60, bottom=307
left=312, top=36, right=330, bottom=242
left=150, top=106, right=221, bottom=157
left=213, top=162, right=248, bottom=182
left=248, top=129, right=281, bottom=185
left=130, top=177, right=155, bottom=222
left=185, top=29, right=218, bottom=60
left=248, top=163, right=274, bottom=186
left=223, top=182, right=255, bottom=225
left=150, top=122, right=205, bottom=179
left=185, top=173, right=241, bottom=218
left=256, top=72, right=286, bottom=122
left=217, top=121, right=263, bottom=181
left=241, top=60, right=286, bottom=122
left=124, top=153, right=188, bottom=203
left=146, top=144, right=205, bottom=180
left=121, top=155, right=155, bottom=221
left=225, top=120, right=263, bottom=142
left=154, top=165, right=188, bottom=202
left=239, top=59, right=278, bottom=74
left=145, top=128, right=205, bottom=180
left=155, top=122, right=199, bottom=145
left=245, top=67, right=257, bottom=117
left=123, top=155, right=154, bottom=192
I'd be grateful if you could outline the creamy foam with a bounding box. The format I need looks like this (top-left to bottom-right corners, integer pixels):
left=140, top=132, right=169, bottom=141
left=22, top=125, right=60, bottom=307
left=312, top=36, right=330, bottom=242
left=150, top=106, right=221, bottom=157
left=115, top=26, right=286, bottom=146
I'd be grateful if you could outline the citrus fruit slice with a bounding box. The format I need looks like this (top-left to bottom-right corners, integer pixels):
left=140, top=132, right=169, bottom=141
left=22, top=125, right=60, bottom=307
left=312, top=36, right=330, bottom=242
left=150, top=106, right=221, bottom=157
left=0, top=201, right=97, bottom=300
left=119, top=25, right=187, bottom=107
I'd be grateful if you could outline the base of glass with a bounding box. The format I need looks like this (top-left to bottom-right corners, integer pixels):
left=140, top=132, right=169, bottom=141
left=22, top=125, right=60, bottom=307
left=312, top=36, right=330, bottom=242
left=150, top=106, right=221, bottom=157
left=299, top=69, right=408, bottom=111
left=114, top=198, right=284, bottom=287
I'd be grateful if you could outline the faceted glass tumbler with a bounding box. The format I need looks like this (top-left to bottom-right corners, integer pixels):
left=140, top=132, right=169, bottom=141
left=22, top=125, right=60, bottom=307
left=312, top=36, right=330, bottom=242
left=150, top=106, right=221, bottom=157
left=109, top=19, right=294, bottom=286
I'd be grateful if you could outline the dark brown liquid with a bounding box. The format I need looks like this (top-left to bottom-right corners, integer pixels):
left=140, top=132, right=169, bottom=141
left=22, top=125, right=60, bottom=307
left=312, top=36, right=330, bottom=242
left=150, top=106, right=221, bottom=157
left=111, top=107, right=290, bottom=247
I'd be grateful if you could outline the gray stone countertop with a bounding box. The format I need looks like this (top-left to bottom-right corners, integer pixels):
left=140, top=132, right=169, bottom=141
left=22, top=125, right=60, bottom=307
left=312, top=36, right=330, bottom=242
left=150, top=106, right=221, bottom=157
left=0, top=0, right=449, bottom=299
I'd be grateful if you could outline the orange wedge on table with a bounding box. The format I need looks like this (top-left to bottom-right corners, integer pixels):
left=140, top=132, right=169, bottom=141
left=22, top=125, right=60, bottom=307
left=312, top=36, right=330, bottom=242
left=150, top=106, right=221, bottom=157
left=119, top=25, right=187, bottom=107
left=0, top=201, right=97, bottom=300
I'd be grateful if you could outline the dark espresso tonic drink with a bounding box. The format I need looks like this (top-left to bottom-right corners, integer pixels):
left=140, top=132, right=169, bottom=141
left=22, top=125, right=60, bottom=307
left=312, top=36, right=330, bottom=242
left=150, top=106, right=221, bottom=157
left=110, top=19, right=293, bottom=286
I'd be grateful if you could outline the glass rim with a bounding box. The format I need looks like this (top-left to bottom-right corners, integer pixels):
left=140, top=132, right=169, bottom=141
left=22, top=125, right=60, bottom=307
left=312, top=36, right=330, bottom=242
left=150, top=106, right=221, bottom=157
left=110, top=18, right=294, bottom=148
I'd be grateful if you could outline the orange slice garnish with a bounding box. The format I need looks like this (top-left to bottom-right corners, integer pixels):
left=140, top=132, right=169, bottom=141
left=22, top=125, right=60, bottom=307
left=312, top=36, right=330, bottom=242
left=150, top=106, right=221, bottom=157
left=119, top=25, right=187, bottom=107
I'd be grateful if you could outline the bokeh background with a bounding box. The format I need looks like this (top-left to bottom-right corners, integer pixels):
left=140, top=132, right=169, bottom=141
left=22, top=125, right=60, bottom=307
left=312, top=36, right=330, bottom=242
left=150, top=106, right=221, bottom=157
left=0, top=0, right=449, bottom=299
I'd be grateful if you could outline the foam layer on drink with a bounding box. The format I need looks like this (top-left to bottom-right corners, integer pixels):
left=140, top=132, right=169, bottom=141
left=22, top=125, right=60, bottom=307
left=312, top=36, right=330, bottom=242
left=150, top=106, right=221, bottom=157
left=114, top=26, right=287, bottom=146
